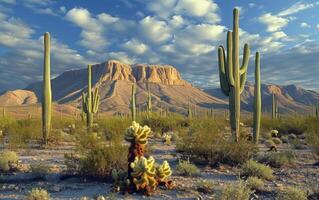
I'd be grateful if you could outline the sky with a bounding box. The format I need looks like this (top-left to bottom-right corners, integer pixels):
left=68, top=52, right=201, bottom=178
left=0, top=0, right=319, bottom=93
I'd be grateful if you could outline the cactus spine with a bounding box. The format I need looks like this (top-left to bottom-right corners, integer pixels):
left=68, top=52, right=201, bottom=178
left=131, top=83, right=136, bottom=121
left=217, top=8, right=250, bottom=141
left=42, top=32, right=52, bottom=145
left=271, top=93, right=278, bottom=119
left=253, top=52, right=261, bottom=144
left=83, top=64, right=100, bottom=128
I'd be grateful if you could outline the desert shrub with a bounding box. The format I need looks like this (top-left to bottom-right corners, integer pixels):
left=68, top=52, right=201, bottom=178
left=5, top=119, right=41, bottom=147
left=77, top=132, right=105, bottom=152
left=197, top=179, right=214, bottom=194
left=0, top=151, right=19, bottom=172
left=272, top=138, right=282, bottom=145
left=289, top=138, right=305, bottom=149
left=96, top=117, right=131, bottom=142
left=25, top=188, right=50, bottom=200
left=176, top=118, right=256, bottom=166
left=241, top=160, right=274, bottom=180
left=65, top=142, right=127, bottom=178
left=220, top=181, right=253, bottom=200
left=246, top=176, right=264, bottom=191
left=175, top=160, right=200, bottom=177
left=264, top=139, right=276, bottom=148
left=141, top=114, right=186, bottom=133
left=258, top=151, right=295, bottom=168
left=288, top=134, right=297, bottom=140
left=281, top=135, right=289, bottom=143
left=276, top=186, right=307, bottom=200
left=30, top=163, right=50, bottom=178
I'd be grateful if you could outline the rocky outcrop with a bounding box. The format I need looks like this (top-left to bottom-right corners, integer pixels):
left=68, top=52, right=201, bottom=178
left=0, top=90, right=37, bottom=106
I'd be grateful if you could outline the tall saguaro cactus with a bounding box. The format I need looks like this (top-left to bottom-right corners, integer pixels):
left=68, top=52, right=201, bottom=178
left=83, top=64, right=100, bottom=128
left=253, top=52, right=261, bottom=144
left=146, top=82, right=152, bottom=114
left=217, top=8, right=250, bottom=141
left=131, top=83, right=136, bottom=121
left=42, top=32, right=52, bottom=145
left=271, top=93, right=278, bottom=119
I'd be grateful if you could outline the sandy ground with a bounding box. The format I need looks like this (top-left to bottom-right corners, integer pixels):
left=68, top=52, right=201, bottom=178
left=0, top=136, right=318, bottom=200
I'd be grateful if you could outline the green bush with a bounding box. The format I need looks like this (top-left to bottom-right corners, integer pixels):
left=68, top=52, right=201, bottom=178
left=175, top=160, right=200, bottom=177
left=276, top=186, right=307, bottom=200
left=0, top=151, right=19, bottom=172
left=246, top=176, right=264, bottom=191
left=197, top=179, right=214, bottom=194
left=176, top=118, right=257, bottom=166
left=25, top=188, right=50, bottom=200
left=220, top=181, right=253, bottom=200
left=65, top=142, right=127, bottom=178
left=258, top=151, right=295, bottom=168
left=241, top=160, right=274, bottom=180
left=30, top=163, right=50, bottom=178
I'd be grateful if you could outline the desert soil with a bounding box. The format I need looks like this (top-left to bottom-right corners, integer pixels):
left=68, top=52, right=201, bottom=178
left=0, top=136, right=318, bottom=200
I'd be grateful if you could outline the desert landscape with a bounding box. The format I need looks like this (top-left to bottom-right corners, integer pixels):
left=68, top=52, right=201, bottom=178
left=0, top=1, right=319, bottom=200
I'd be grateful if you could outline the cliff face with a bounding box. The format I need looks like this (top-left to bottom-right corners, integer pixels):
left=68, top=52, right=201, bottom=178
left=93, top=60, right=190, bottom=86
left=22, top=60, right=226, bottom=114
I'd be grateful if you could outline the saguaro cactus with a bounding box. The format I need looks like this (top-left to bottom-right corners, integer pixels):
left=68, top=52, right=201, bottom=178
left=42, top=32, right=52, bottom=145
left=217, top=8, right=250, bottom=141
left=146, top=82, right=152, bottom=114
left=271, top=93, right=278, bottom=119
left=131, top=83, right=136, bottom=121
left=187, top=99, right=192, bottom=118
left=2, top=106, right=5, bottom=118
left=82, top=64, right=100, bottom=128
left=253, top=52, right=261, bottom=144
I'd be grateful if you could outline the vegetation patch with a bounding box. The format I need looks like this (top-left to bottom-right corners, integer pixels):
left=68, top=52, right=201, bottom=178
left=241, top=160, right=274, bottom=180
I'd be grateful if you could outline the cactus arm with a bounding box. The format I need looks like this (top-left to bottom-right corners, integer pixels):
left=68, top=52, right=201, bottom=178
left=239, top=70, right=248, bottom=93
left=253, top=52, right=261, bottom=144
left=218, top=46, right=230, bottom=95
left=226, top=31, right=234, bottom=86
left=240, top=44, right=250, bottom=75
left=42, top=32, right=52, bottom=145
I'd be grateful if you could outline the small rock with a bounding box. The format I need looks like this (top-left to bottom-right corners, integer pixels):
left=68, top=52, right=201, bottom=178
left=50, top=185, right=61, bottom=192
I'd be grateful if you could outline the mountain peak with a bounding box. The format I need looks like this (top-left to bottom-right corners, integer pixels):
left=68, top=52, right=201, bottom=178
left=93, top=60, right=191, bottom=86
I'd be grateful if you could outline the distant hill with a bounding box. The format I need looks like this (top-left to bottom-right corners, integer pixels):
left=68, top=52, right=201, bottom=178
left=204, top=82, right=319, bottom=114
left=0, top=60, right=317, bottom=116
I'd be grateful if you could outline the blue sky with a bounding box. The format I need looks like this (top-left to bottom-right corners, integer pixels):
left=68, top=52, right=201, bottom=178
left=0, top=0, right=319, bottom=92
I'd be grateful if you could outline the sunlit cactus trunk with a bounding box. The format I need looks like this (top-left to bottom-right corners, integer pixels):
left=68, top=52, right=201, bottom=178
left=42, top=32, right=52, bottom=145
left=131, top=83, right=136, bottom=121
left=271, top=93, right=278, bottom=119
left=217, top=8, right=250, bottom=142
left=253, top=52, right=261, bottom=144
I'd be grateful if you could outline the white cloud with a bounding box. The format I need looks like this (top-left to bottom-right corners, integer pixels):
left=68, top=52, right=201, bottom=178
left=316, top=24, right=319, bottom=29
left=278, top=1, right=317, bottom=17
left=300, top=22, right=310, bottom=28
left=121, top=39, right=148, bottom=54
left=59, top=6, right=66, bottom=13
left=0, top=0, right=16, bottom=4
left=139, top=16, right=171, bottom=43
left=176, top=0, right=217, bottom=17
left=108, top=51, right=136, bottom=64
left=97, top=13, right=119, bottom=24
left=66, top=7, right=107, bottom=50
left=258, top=13, right=289, bottom=32
left=146, top=0, right=176, bottom=19
left=271, top=31, right=287, bottom=40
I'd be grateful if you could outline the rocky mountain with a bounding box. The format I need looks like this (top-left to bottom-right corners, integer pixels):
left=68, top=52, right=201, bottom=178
left=204, top=82, right=319, bottom=114
left=0, top=90, right=38, bottom=106
left=24, top=60, right=227, bottom=114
